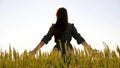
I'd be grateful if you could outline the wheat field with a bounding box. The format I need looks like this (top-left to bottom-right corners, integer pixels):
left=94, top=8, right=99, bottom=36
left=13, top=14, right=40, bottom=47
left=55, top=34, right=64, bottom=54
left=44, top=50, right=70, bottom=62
left=0, top=43, right=120, bottom=68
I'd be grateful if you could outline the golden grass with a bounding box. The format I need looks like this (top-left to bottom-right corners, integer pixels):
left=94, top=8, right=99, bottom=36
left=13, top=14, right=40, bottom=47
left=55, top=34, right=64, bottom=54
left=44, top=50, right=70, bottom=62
left=0, top=43, right=120, bottom=68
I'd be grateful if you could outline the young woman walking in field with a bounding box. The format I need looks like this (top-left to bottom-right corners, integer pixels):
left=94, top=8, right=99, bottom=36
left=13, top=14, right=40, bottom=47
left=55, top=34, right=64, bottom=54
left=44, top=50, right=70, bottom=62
left=30, top=7, right=93, bottom=55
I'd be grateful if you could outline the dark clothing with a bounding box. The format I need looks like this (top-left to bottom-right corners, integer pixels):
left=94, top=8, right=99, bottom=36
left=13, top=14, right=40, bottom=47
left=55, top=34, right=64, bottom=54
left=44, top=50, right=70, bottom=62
left=41, top=23, right=85, bottom=53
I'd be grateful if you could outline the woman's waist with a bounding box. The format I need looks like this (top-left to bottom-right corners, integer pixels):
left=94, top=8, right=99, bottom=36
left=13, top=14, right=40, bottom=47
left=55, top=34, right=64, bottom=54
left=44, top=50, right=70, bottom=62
left=55, top=41, right=72, bottom=49
left=55, top=40, right=70, bottom=44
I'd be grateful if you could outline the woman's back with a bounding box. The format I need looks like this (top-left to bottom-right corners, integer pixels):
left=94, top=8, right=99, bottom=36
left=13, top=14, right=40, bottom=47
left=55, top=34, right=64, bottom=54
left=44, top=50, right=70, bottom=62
left=41, top=23, right=85, bottom=54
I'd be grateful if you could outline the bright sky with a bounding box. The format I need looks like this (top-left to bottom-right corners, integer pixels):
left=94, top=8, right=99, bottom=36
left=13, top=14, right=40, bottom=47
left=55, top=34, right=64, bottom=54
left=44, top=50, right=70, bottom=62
left=0, top=0, right=120, bottom=53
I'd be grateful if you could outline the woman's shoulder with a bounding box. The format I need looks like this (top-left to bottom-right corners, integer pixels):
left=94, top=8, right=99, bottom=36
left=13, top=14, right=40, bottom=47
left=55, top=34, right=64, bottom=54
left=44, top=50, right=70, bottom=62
left=68, top=23, right=74, bottom=25
left=68, top=23, right=75, bottom=27
left=50, top=23, right=55, bottom=28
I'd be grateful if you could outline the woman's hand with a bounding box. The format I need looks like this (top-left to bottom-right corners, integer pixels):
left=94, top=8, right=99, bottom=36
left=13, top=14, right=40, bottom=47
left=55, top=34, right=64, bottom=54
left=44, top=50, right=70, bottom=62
left=29, top=41, right=45, bottom=55
left=81, top=41, right=99, bottom=55
left=29, top=50, right=36, bottom=55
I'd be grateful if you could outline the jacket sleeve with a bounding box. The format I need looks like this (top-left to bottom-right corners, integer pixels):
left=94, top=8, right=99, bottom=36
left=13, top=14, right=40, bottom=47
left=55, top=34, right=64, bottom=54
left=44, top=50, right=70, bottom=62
left=71, top=24, right=85, bottom=44
left=41, top=25, right=54, bottom=44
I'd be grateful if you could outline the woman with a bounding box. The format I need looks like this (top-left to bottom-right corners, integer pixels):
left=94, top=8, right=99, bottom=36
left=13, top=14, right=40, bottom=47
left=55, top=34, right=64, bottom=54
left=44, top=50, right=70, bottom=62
left=30, top=7, right=93, bottom=55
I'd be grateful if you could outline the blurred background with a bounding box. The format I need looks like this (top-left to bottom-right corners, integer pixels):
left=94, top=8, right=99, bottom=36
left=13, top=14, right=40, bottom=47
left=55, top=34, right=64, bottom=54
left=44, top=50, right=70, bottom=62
left=0, top=0, right=120, bottom=53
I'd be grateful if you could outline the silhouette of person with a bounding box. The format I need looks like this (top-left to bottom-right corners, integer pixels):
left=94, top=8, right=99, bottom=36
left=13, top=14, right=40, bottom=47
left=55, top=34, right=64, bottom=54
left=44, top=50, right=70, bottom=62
left=30, top=7, right=93, bottom=55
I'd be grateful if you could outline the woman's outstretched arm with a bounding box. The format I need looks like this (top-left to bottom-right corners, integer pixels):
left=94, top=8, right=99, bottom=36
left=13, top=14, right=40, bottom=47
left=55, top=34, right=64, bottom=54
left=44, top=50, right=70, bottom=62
left=30, top=25, right=54, bottom=55
left=30, top=41, right=45, bottom=54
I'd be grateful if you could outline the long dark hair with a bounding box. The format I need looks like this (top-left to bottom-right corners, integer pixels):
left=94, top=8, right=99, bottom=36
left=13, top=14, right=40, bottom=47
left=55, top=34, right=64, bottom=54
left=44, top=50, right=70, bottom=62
left=53, top=7, right=68, bottom=42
